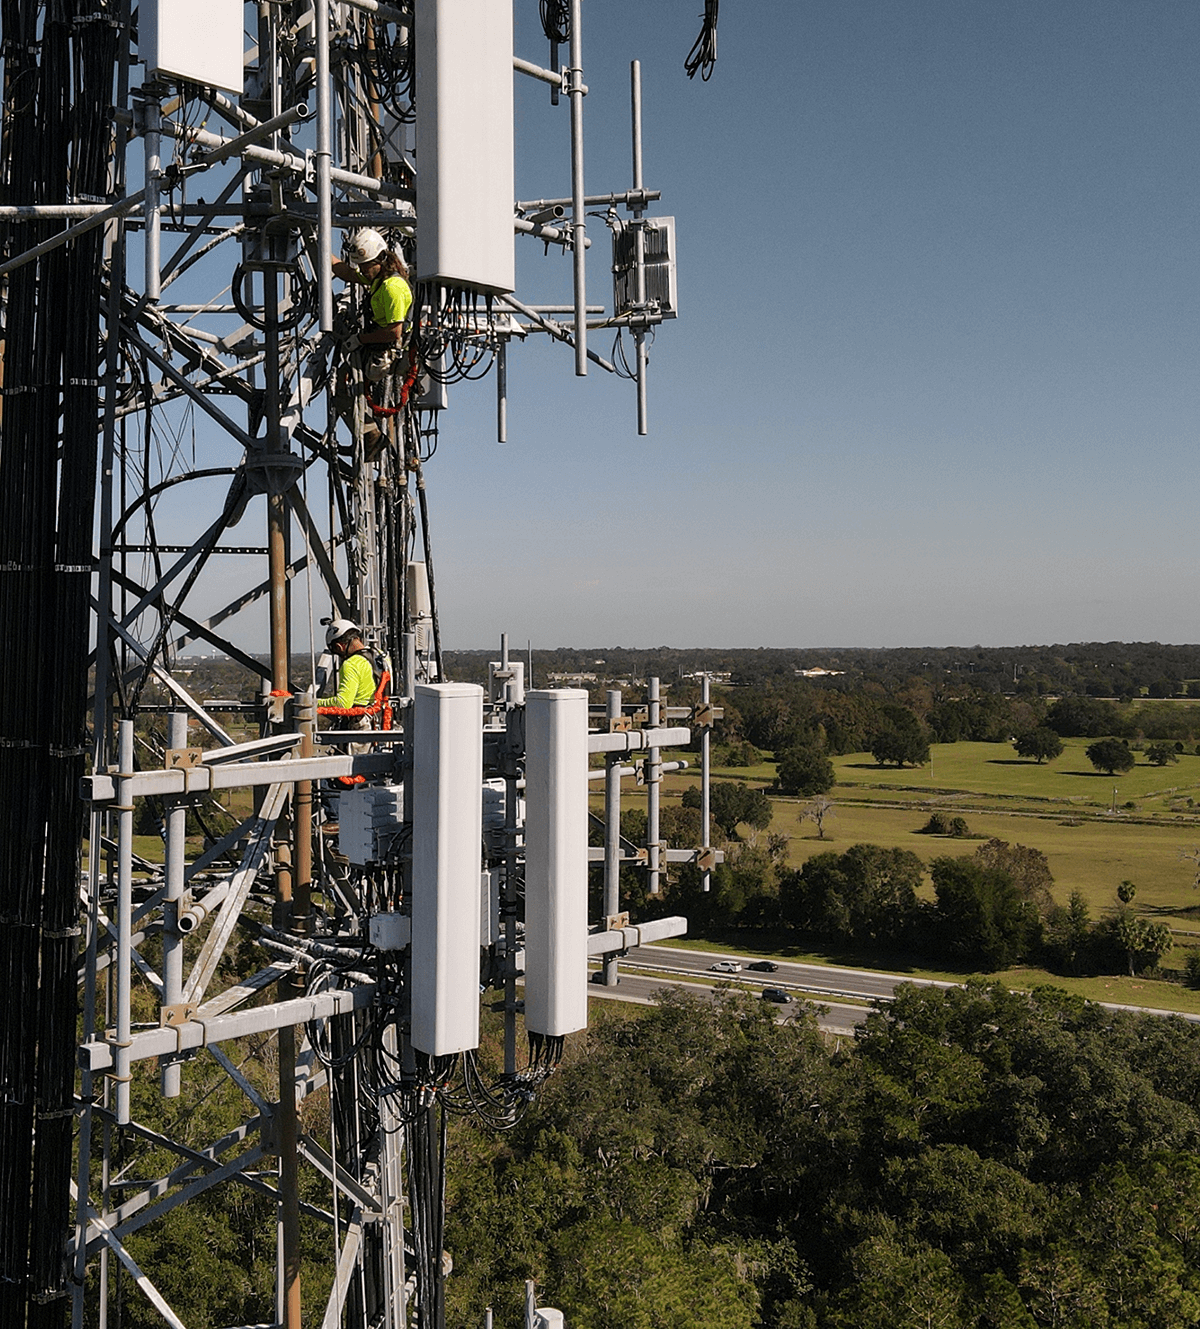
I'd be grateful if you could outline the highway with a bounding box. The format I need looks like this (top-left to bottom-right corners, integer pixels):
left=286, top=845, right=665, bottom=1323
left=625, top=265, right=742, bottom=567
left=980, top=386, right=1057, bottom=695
left=585, top=944, right=1200, bottom=1035
left=585, top=945, right=898, bottom=1035
left=587, top=969, right=870, bottom=1035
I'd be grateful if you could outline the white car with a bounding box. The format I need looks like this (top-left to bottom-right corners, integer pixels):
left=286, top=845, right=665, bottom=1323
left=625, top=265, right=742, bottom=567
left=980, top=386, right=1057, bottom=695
left=709, top=960, right=742, bottom=973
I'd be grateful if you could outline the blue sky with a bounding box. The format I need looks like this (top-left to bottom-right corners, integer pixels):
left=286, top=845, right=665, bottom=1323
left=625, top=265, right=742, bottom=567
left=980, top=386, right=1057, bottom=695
left=148, top=2, right=1200, bottom=652
left=428, top=0, right=1200, bottom=650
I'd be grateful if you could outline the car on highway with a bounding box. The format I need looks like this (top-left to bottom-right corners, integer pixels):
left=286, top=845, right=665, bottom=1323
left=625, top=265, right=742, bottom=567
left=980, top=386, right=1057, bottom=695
left=709, top=960, right=743, bottom=973
left=761, top=988, right=792, bottom=1004
left=748, top=960, right=779, bottom=972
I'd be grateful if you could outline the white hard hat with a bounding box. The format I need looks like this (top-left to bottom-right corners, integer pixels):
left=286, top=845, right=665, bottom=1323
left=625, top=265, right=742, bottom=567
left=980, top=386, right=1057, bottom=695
left=345, top=228, right=387, bottom=267
left=324, top=617, right=361, bottom=648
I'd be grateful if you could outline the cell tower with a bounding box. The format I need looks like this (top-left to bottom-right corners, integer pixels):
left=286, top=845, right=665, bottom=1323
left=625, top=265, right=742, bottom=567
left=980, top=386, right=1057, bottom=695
left=0, top=2, right=721, bottom=1326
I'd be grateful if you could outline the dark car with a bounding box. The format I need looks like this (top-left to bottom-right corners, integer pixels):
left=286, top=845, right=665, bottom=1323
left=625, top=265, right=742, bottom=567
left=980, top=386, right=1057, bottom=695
left=761, top=988, right=792, bottom=1004
left=748, top=960, right=779, bottom=973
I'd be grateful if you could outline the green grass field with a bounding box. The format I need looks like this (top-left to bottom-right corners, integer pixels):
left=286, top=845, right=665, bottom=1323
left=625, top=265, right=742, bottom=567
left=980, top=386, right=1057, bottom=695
left=656, top=739, right=1200, bottom=935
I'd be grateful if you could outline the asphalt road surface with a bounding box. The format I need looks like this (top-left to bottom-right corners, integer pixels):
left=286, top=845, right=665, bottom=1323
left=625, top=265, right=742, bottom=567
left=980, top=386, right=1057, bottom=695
left=586, top=944, right=1200, bottom=1034
left=587, top=971, right=869, bottom=1035
left=586, top=947, right=885, bottom=1035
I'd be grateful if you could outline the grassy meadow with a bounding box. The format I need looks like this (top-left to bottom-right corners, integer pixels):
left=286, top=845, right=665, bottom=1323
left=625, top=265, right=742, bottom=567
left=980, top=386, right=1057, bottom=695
left=651, top=737, right=1200, bottom=958
left=668, top=740, right=1200, bottom=914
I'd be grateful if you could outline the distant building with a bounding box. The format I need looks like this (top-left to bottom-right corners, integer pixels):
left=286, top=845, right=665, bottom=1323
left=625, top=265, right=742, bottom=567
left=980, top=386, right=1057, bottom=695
left=682, top=671, right=731, bottom=686
left=547, top=671, right=598, bottom=685
left=796, top=667, right=845, bottom=678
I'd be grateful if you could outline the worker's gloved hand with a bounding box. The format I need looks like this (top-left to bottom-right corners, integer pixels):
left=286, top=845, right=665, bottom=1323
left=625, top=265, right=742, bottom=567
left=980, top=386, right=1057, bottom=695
left=342, top=331, right=364, bottom=351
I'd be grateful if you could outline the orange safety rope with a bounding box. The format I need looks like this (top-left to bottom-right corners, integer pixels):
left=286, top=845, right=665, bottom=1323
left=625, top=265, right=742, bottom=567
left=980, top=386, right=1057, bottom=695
left=367, top=346, right=423, bottom=418
left=319, top=670, right=393, bottom=728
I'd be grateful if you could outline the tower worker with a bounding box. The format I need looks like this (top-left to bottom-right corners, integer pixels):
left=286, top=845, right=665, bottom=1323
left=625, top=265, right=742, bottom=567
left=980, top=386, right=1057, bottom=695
left=332, top=227, right=413, bottom=374
left=331, top=228, right=413, bottom=454
left=317, top=619, right=377, bottom=724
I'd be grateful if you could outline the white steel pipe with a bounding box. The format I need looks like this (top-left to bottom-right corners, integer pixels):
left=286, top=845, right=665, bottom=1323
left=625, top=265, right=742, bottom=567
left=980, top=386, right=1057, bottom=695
left=315, top=0, right=334, bottom=331
left=646, top=676, right=661, bottom=895
left=145, top=97, right=162, bottom=301
left=587, top=914, right=688, bottom=956
left=161, top=711, right=188, bottom=1096
left=568, top=0, right=587, bottom=374
left=79, top=983, right=375, bottom=1070
left=0, top=204, right=113, bottom=218
left=513, top=56, right=566, bottom=89
left=188, top=103, right=312, bottom=166
left=0, top=189, right=146, bottom=279
left=631, top=60, right=649, bottom=434
left=586, top=726, right=690, bottom=753
left=701, top=675, right=712, bottom=893
left=82, top=747, right=397, bottom=801
left=339, top=0, right=406, bottom=23
left=602, top=690, right=621, bottom=985
left=180, top=123, right=408, bottom=200
left=115, top=721, right=135, bottom=1123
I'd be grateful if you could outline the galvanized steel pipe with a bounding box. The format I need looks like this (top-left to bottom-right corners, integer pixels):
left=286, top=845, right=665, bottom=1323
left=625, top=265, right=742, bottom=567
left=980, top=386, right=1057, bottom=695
left=315, top=0, right=334, bottom=331
left=568, top=0, right=587, bottom=374
left=647, top=676, right=661, bottom=895
left=115, top=720, right=134, bottom=1123
left=161, top=711, right=188, bottom=1096
left=603, top=689, right=622, bottom=984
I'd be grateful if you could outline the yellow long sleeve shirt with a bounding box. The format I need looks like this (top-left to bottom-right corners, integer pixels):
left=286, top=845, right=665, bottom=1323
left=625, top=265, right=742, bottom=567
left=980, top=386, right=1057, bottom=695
left=317, top=652, right=376, bottom=710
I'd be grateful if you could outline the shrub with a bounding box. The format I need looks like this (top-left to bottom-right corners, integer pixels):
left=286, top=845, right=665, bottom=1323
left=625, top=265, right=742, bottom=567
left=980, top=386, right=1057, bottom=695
left=1186, top=950, right=1200, bottom=991
left=916, top=812, right=970, bottom=837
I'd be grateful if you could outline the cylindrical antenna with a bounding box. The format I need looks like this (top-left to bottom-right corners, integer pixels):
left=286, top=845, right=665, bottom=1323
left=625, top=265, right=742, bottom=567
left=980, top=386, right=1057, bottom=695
left=568, top=0, right=587, bottom=374
left=315, top=0, right=333, bottom=330
left=631, top=59, right=648, bottom=434
left=497, top=338, right=508, bottom=442
left=144, top=96, right=162, bottom=300
left=603, top=688, right=622, bottom=984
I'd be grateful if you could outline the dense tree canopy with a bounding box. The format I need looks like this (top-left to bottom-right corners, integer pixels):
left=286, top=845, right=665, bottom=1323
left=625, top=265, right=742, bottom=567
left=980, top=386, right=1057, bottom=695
left=776, top=744, right=836, bottom=797
left=1085, top=738, right=1135, bottom=775
left=870, top=706, right=930, bottom=768
left=682, top=781, right=773, bottom=839
left=931, top=856, right=1041, bottom=971
left=781, top=844, right=924, bottom=946
left=445, top=984, right=1200, bottom=1328
left=1046, top=696, right=1122, bottom=739
left=1013, top=727, right=1063, bottom=763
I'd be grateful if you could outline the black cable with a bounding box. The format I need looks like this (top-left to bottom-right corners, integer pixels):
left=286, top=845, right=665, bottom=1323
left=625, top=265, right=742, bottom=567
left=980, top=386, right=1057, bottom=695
left=684, top=0, right=720, bottom=81
left=539, top=0, right=570, bottom=43
left=232, top=261, right=315, bottom=333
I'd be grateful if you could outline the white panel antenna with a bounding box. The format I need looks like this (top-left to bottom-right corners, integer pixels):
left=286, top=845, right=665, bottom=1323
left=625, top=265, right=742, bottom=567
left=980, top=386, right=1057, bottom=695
left=414, top=0, right=516, bottom=293
left=523, top=689, right=590, bottom=1037
left=411, top=684, right=484, bottom=1056
left=141, top=0, right=244, bottom=92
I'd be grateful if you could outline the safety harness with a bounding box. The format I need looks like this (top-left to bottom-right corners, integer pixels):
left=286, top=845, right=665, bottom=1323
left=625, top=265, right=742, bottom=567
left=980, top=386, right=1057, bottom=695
left=321, top=662, right=394, bottom=730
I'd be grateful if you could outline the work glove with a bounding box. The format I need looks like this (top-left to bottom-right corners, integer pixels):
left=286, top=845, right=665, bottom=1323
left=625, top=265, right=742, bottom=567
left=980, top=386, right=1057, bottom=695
left=342, top=331, right=364, bottom=352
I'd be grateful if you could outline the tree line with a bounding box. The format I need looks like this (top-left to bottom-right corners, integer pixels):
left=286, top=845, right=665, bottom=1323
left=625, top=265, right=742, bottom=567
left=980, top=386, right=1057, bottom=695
left=441, top=640, right=1200, bottom=699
